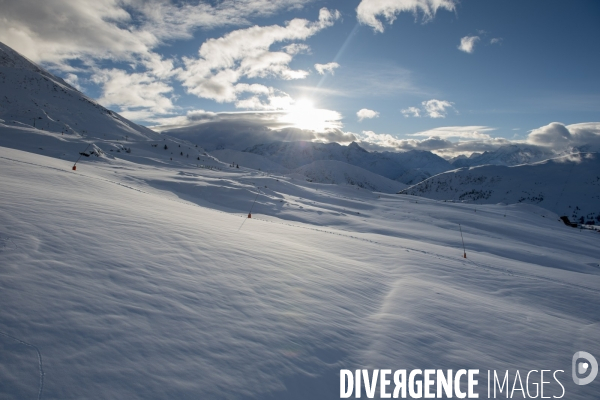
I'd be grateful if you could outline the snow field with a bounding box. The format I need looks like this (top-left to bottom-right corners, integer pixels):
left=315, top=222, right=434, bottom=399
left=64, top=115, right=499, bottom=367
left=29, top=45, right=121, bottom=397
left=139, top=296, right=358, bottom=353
left=1, top=146, right=599, bottom=399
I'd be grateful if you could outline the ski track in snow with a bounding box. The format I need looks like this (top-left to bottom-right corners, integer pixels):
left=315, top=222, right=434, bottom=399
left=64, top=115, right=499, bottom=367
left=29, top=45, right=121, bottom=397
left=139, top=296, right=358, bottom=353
left=0, top=331, right=44, bottom=400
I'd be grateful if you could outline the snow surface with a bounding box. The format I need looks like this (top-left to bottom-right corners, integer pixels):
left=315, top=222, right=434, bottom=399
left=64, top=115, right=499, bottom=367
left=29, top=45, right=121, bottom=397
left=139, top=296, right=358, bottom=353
left=210, top=149, right=291, bottom=174
left=1, top=136, right=600, bottom=399
left=294, top=160, right=406, bottom=193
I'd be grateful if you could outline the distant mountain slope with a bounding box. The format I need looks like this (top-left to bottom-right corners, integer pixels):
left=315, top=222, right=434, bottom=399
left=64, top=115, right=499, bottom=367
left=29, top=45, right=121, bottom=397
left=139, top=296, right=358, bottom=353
left=245, top=141, right=452, bottom=184
left=451, top=144, right=558, bottom=167
left=0, top=41, right=159, bottom=141
left=210, top=149, right=290, bottom=173
left=293, top=160, right=407, bottom=193
left=400, top=153, right=600, bottom=223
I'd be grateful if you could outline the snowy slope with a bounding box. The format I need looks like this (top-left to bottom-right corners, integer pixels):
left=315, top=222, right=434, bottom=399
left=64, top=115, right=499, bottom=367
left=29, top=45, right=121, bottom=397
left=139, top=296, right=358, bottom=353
left=1, top=144, right=600, bottom=400
left=210, top=148, right=290, bottom=173
left=293, top=160, right=406, bottom=193
left=0, top=41, right=159, bottom=141
left=401, top=153, right=600, bottom=223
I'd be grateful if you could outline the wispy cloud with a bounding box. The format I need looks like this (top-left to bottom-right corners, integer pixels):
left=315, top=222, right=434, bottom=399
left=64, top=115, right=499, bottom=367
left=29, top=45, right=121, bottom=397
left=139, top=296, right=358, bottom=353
left=401, top=106, right=421, bottom=118
left=314, top=62, right=339, bottom=75
left=458, top=35, right=480, bottom=53
left=409, top=126, right=496, bottom=139
left=402, top=99, right=455, bottom=118
left=356, top=0, right=457, bottom=33
left=490, top=37, right=503, bottom=45
left=357, top=108, right=380, bottom=121
left=282, top=43, right=311, bottom=55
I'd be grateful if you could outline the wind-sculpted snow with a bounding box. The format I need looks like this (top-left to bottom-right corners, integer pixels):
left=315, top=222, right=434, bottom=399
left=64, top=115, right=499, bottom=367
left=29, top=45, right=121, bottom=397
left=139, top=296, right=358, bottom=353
left=401, top=153, right=600, bottom=223
left=1, top=139, right=600, bottom=399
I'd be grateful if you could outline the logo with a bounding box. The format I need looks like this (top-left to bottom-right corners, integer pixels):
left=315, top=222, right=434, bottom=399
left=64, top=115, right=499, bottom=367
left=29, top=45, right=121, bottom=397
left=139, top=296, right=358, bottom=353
left=572, top=351, right=598, bottom=385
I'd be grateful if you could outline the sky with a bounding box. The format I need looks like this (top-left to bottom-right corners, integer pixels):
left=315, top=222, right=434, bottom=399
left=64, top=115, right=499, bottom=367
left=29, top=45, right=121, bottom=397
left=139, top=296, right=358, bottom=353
left=1, top=0, right=600, bottom=157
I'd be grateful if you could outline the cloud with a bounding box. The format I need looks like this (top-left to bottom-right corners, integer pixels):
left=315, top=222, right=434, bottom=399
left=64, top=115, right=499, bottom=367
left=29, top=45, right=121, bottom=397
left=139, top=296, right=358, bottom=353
left=92, top=68, right=175, bottom=120
left=64, top=73, right=83, bottom=91
left=527, top=122, right=600, bottom=151
left=401, top=106, right=421, bottom=118
left=152, top=115, right=600, bottom=157
left=151, top=109, right=355, bottom=151
left=356, top=0, right=457, bottom=33
left=357, top=130, right=454, bottom=152
left=458, top=35, right=480, bottom=53
left=490, top=37, right=503, bottom=45
left=282, top=43, right=311, bottom=55
left=422, top=99, right=455, bottom=118
left=357, top=108, right=380, bottom=121
left=356, top=129, right=512, bottom=157
left=152, top=100, right=345, bottom=135
left=402, top=99, right=455, bottom=119
left=409, top=126, right=496, bottom=139
left=314, top=62, right=339, bottom=75
left=178, top=8, right=340, bottom=109
left=0, top=0, right=315, bottom=66
left=355, top=121, right=600, bottom=158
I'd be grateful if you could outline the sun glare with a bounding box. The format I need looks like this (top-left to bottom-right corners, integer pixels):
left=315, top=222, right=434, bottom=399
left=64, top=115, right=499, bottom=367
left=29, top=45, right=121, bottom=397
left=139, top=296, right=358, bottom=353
left=279, top=98, right=341, bottom=132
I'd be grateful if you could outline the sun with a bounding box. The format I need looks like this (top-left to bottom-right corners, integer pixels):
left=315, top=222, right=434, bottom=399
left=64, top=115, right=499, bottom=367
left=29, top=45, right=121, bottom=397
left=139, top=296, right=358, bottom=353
left=279, top=98, right=341, bottom=132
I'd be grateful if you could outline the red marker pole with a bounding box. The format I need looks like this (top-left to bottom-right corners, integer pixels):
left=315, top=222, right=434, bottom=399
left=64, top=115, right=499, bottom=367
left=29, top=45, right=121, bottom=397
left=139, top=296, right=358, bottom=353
left=72, top=143, right=92, bottom=171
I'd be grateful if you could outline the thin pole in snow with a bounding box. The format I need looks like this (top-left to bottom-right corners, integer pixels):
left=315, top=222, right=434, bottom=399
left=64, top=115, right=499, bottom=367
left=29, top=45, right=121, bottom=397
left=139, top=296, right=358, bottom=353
left=237, top=188, right=261, bottom=231
left=459, top=223, right=467, bottom=258
left=72, top=143, right=92, bottom=170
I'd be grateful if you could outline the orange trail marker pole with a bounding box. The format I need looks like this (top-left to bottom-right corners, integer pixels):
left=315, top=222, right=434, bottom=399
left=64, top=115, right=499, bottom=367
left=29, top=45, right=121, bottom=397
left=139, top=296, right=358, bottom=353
left=238, top=189, right=261, bottom=231
left=73, top=143, right=92, bottom=171
left=459, top=223, right=467, bottom=258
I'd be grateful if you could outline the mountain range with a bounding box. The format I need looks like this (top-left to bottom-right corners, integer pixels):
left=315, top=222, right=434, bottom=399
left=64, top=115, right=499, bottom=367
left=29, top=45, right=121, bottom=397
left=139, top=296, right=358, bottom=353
left=401, top=153, right=600, bottom=223
left=1, top=40, right=598, bottom=211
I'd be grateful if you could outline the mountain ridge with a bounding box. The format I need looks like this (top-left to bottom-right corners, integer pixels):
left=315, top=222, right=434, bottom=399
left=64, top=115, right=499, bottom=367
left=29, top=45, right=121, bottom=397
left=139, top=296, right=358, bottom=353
left=400, top=152, right=600, bottom=223
left=0, top=41, right=159, bottom=142
left=244, top=140, right=452, bottom=184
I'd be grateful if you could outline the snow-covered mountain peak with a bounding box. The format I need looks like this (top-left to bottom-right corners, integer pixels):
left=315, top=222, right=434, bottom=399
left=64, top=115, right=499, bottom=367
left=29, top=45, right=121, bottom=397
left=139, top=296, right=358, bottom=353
left=0, top=41, right=159, bottom=142
left=402, top=152, right=600, bottom=222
